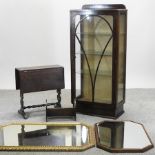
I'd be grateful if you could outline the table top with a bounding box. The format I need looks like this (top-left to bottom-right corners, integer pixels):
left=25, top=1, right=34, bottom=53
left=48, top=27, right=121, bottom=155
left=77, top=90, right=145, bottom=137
left=15, top=65, right=63, bottom=71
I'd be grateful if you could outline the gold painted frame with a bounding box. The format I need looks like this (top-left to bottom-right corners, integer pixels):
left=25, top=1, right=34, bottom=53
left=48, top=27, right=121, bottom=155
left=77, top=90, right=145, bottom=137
left=0, top=122, right=95, bottom=151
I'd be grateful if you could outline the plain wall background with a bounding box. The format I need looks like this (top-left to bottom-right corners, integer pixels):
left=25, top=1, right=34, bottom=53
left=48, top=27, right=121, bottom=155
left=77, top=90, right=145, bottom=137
left=0, top=0, right=155, bottom=89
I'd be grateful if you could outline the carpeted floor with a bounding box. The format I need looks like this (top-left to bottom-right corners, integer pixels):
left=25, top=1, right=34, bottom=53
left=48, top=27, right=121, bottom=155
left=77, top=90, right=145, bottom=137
left=0, top=89, right=154, bottom=155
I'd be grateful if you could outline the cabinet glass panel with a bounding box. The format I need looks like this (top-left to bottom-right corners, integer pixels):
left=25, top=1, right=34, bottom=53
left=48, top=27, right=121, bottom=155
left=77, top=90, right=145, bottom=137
left=117, top=14, right=126, bottom=103
left=75, top=15, right=113, bottom=103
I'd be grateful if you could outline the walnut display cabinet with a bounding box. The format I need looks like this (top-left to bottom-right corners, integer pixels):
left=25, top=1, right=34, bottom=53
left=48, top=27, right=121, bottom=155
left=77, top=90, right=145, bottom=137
left=70, top=4, right=127, bottom=118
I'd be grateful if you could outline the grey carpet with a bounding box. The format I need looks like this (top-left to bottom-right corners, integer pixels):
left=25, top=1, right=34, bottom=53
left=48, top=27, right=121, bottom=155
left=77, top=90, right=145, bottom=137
left=0, top=89, right=154, bottom=155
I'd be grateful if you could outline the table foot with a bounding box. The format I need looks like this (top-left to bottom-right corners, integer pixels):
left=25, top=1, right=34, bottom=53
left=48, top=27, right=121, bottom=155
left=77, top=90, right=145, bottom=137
left=18, top=109, right=29, bottom=119
left=54, top=103, right=61, bottom=108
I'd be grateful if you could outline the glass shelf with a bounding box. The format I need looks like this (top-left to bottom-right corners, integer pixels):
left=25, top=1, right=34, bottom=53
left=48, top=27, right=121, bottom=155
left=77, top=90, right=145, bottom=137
left=76, top=32, right=125, bottom=36
left=76, top=50, right=112, bottom=56
left=76, top=32, right=112, bottom=37
left=76, top=70, right=112, bottom=76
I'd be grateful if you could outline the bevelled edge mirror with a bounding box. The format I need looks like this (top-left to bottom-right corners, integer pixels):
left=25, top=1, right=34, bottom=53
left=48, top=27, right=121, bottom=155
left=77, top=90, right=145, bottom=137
left=0, top=122, right=95, bottom=151
left=95, top=120, right=154, bottom=153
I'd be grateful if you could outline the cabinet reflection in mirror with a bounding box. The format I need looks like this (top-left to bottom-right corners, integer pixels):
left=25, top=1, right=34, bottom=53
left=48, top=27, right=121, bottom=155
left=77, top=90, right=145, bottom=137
left=0, top=122, right=95, bottom=151
left=95, top=121, right=154, bottom=153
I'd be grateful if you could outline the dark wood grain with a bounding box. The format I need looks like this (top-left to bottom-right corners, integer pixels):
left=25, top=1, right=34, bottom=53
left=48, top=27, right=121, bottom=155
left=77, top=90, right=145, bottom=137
left=70, top=4, right=127, bottom=118
left=15, top=65, right=65, bottom=119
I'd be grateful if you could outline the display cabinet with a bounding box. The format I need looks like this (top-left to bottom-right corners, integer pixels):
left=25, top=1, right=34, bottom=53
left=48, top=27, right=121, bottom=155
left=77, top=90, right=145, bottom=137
left=70, top=4, right=127, bottom=118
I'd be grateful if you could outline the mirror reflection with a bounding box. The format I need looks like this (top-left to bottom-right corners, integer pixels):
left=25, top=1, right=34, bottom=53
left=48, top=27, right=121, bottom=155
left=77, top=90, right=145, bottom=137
left=96, top=121, right=153, bottom=152
left=0, top=123, right=93, bottom=150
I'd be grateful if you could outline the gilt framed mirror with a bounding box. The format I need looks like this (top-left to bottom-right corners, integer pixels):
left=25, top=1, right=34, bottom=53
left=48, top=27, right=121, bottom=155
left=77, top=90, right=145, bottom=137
left=0, top=122, right=95, bottom=151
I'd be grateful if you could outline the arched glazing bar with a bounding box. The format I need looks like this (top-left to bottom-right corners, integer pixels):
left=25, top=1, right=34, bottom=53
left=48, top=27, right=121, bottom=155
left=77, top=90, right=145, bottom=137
left=75, top=14, right=113, bottom=102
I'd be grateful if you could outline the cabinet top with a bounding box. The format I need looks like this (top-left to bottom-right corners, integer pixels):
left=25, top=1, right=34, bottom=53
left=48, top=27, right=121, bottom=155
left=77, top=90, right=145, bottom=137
left=82, top=4, right=126, bottom=10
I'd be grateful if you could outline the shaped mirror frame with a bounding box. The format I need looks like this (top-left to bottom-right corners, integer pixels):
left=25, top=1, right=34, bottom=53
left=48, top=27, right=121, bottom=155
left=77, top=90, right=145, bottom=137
left=95, top=120, right=154, bottom=153
left=0, top=122, right=95, bottom=151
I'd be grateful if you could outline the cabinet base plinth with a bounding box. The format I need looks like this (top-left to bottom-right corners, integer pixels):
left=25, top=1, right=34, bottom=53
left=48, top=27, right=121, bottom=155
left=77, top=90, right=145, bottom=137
left=76, top=101, right=124, bottom=119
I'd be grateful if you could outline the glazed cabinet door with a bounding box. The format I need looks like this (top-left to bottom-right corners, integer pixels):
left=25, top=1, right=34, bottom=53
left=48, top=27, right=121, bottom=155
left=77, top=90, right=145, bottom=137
left=74, top=13, right=114, bottom=104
